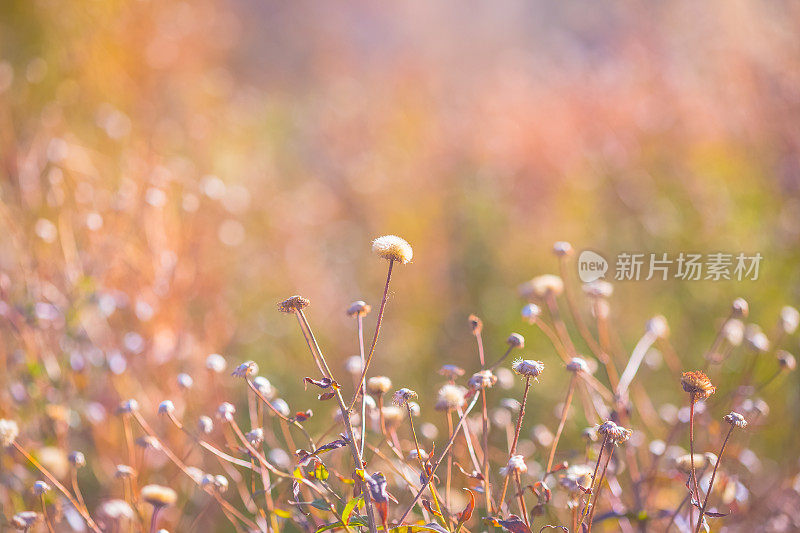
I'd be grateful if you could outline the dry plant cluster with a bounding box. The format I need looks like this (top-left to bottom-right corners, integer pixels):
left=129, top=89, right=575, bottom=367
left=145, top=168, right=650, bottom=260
left=1, top=235, right=798, bottom=533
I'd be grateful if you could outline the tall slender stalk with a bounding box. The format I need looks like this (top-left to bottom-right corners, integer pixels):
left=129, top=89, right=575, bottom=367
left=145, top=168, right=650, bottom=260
left=694, top=426, right=734, bottom=533
left=545, top=374, right=576, bottom=476
left=688, top=397, right=700, bottom=527
left=578, top=435, right=608, bottom=527
left=497, top=376, right=531, bottom=508
left=406, top=403, right=448, bottom=531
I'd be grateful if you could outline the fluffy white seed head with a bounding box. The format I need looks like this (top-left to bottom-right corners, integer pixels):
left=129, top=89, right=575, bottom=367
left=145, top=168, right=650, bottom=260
left=205, top=353, right=227, bottom=373
left=0, top=419, right=19, bottom=448
left=372, top=235, right=413, bottom=264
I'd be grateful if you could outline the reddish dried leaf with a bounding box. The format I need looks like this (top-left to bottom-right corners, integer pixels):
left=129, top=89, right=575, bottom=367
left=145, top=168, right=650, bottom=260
left=497, top=514, right=532, bottom=533
left=457, top=489, right=476, bottom=526
left=423, top=499, right=443, bottom=518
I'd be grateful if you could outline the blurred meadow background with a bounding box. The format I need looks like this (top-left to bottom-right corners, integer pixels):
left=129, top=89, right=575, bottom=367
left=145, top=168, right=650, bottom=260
left=1, top=0, right=800, bottom=531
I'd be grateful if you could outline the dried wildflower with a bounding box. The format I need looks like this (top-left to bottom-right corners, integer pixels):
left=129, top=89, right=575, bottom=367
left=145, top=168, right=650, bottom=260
left=435, top=384, right=467, bottom=411
left=33, top=481, right=50, bottom=495
left=246, top=428, right=264, bottom=446
left=646, top=315, right=669, bottom=339
left=723, top=411, right=747, bottom=429
left=176, top=373, right=193, bottom=389
left=381, top=406, right=405, bottom=428
left=366, top=376, right=392, bottom=396
left=731, top=297, right=749, bottom=318
left=520, top=304, right=541, bottom=323
left=409, top=448, right=429, bottom=461
left=115, top=465, right=136, bottom=479
left=780, top=306, right=799, bottom=334
left=372, top=235, right=413, bottom=264
left=217, top=402, right=236, bottom=421
left=135, top=436, right=161, bottom=451
left=597, top=420, right=632, bottom=444
left=253, top=376, right=275, bottom=399
left=468, top=370, right=497, bottom=390
left=97, top=499, right=135, bottom=521
left=680, top=371, right=716, bottom=401
left=346, top=300, right=371, bottom=317
left=392, top=388, right=418, bottom=406
left=158, top=400, right=175, bottom=415
left=506, top=333, right=525, bottom=348
left=232, top=361, right=258, bottom=378
left=518, top=274, right=564, bottom=300
left=552, top=241, right=573, bottom=256
left=582, top=280, right=613, bottom=299
left=512, top=358, right=544, bottom=379
left=205, top=353, right=227, bottom=373
left=500, top=454, right=528, bottom=476
left=117, top=399, right=138, bottom=414
left=438, top=364, right=465, bottom=379
left=11, top=511, right=40, bottom=530
left=468, top=314, right=483, bottom=334
left=566, top=357, right=589, bottom=373
left=0, top=419, right=19, bottom=447
left=778, top=351, right=796, bottom=371
left=278, top=295, right=310, bottom=313
left=141, top=484, right=177, bottom=508
left=68, top=451, right=86, bottom=468
left=198, top=416, right=214, bottom=434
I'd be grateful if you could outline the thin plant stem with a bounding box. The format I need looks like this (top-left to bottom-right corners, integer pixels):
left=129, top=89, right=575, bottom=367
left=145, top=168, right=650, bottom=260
left=480, top=388, right=492, bottom=513
left=513, top=471, right=529, bottom=528
left=688, top=397, right=701, bottom=525
left=406, top=403, right=449, bottom=531
left=578, top=435, right=608, bottom=527
left=586, top=445, right=614, bottom=532
left=40, top=494, right=55, bottom=533
left=357, top=313, right=368, bottom=456
left=351, top=260, right=394, bottom=408
left=488, top=346, right=514, bottom=372
left=545, top=374, right=576, bottom=477
left=446, top=410, right=453, bottom=512
left=544, top=292, right=577, bottom=356
left=149, top=506, right=162, bottom=533
left=497, top=375, right=531, bottom=508
left=694, top=426, right=734, bottom=533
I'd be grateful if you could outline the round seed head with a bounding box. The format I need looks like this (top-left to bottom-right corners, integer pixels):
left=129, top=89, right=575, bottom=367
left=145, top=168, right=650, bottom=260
left=115, top=464, right=136, bottom=479
left=582, top=280, right=613, bottom=299
left=512, top=358, right=544, bottom=379
left=501, top=454, right=528, bottom=476
left=518, top=274, right=564, bottom=300
left=117, top=399, right=138, bottom=414
left=372, top=235, right=413, bottom=264
left=205, top=353, right=227, bottom=373
left=176, top=373, right=194, bottom=389
left=158, top=400, right=175, bottom=415
left=246, top=428, right=264, bottom=446
left=506, top=333, right=525, bottom=348
left=214, top=475, right=229, bottom=493
left=468, top=370, right=497, bottom=390
left=552, top=241, right=573, bottom=256
left=680, top=371, right=716, bottom=401
left=217, top=402, right=236, bottom=421
left=520, top=304, right=541, bottom=324
left=33, top=480, right=50, bottom=496
left=438, top=364, right=465, bottom=379
left=197, top=416, right=214, bottom=434
left=232, top=361, right=258, bottom=378
left=381, top=406, right=405, bottom=428
left=253, top=376, right=275, bottom=398
left=278, top=295, right=309, bottom=313
left=731, top=297, right=749, bottom=318
left=722, top=319, right=745, bottom=346
left=0, top=419, right=19, bottom=448
left=468, top=314, right=483, bottom=335
left=345, top=356, right=363, bottom=375
left=11, top=511, right=40, bottom=530
left=723, top=411, right=747, bottom=429
left=745, top=325, right=770, bottom=352
left=272, top=399, right=291, bottom=418
left=68, top=451, right=86, bottom=468
left=596, top=420, right=632, bottom=444
left=778, top=351, right=796, bottom=371
left=566, top=357, right=589, bottom=373
left=135, top=436, right=161, bottom=450
left=140, top=484, right=177, bottom=508
left=392, top=388, right=418, bottom=406
left=646, top=316, right=669, bottom=339
left=780, top=306, right=800, bottom=335
left=408, top=401, right=421, bottom=416
left=346, top=300, right=371, bottom=317
left=366, top=376, right=392, bottom=396
left=435, top=384, right=467, bottom=411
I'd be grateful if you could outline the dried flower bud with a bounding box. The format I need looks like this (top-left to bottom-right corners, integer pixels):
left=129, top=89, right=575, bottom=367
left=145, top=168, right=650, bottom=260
left=597, top=420, right=632, bottom=444
left=115, top=464, right=136, bottom=479
left=553, top=241, right=573, bottom=256
left=346, top=300, right=371, bottom=317
left=140, top=484, right=177, bottom=508
left=646, top=316, right=669, bottom=339
left=176, top=373, right=194, bottom=389
left=501, top=454, right=528, bottom=476
left=246, top=428, right=264, bottom=446
left=582, top=280, right=613, bottom=299
left=520, top=304, right=541, bottom=324
left=680, top=371, right=716, bottom=401
left=778, top=351, right=796, bottom=371
left=366, top=376, right=392, bottom=396
left=722, top=319, right=745, bottom=346
left=468, top=314, right=483, bottom=335
left=392, top=388, right=418, bottom=406
left=117, top=399, right=138, bottom=414
left=198, top=416, right=214, bottom=434
left=214, top=475, right=229, bottom=493
left=0, top=419, right=19, bottom=448
left=566, top=357, right=589, bottom=373
left=372, top=235, right=413, bottom=264
left=278, top=295, right=310, bottom=313
left=744, top=325, right=769, bottom=353
left=11, top=511, right=40, bottom=530
left=68, top=451, right=86, bottom=468
left=780, top=306, right=800, bottom=335
left=435, top=384, right=467, bottom=411
left=232, top=361, right=258, bottom=378
left=723, top=411, right=747, bottom=429
left=158, top=400, right=175, bottom=415
left=135, top=436, right=161, bottom=451
left=731, top=298, right=749, bottom=318
left=560, top=464, right=593, bottom=493
left=518, top=274, right=564, bottom=300
left=272, top=399, right=291, bottom=418
left=217, top=402, right=236, bottom=421
left=205, top=353, right=227, bottom=373
left=512, top=358, right=544, bottom=379
left=33, top=481, right=50, bottom=496
left=408, top=448, right=429, bottom=461
left=506, top=333, right=525, bottom=348
left=468, top=370, right=497, bottom=390
left=438, top=364, right=465, bottom=379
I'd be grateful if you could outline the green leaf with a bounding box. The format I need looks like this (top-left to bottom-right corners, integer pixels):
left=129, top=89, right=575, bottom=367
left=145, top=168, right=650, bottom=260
left=342, top=496, right=364, bottom=525
left=310, top=498, right=330, bottom=511
left=273, top=508, right=291, bottom=519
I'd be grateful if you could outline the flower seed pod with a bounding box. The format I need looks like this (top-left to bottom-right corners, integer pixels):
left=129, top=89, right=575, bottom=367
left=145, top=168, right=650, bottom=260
left=392, top=388, right=418, bottom=406
left=723, top=411, right=747, bottom=429
left=140, top=485, right=177, bottom=508
left=372, top=235, right=413, bottom=264
left=566, top=357, right=589, bottom=374
left=434, top=384, right=467, bottom=411
left=744, top=325, right=769, bottom=353
left=272, top=399, right=291, bottom=418
left=0, top=419, right=19, bottom=448
left=438, top=364, right=465, bottom=380
left=731, top=298, right=749, bottom=319
left=11, top=511, right=40, bottom=530
left=246, top=428, right=264, bottom=446
left=205, top=353, right=227, bottom=373
left=253, top=376, right=275, bottom=399
left=680, top=371, right=716, bottom=401
left=278, top=295, right=309, bottom=313
left=68, top=451, right=86, bottom=468
left=468, top=370, right=497, bottom=390
left=176, top=373, right=194, bottom=389
left=366, top=376, right=392, bottom=396
left=520, top=304, right=541, bottom=324
left=117, top=399, right=138, bottom=414
left=506, top=333, right=525, bottom=349
left=778, top=351, right=796, bottom=371
left=135, top=436, right=161, bottom=451
left=468, top=314, right=483, bottom=335
left=214, top=475, right=229, bottom=493
left=232, top=361, right=258, bottom=378
left=780, top=306, right=800, bottom=335
left=597, top=420, right=632, bottom=444
left=501, top=454, right=528, bottom=476
left=33, top=481, right=50, bottom=496
left=722, top=319, right=745, bottom=346
left=518, top=274, right=564, bottom=300
left=646, top=316, right=669, bottom=339
left=552, top=241, right=573, bottom=256
left=512, top=358, right=544, bottom=379
left=216, top=402, right=236, bottom=421
left=198, top=416, right=214, bottom=434
left=346, top=300, right=371, bottom=317
left=115, top=464, right=136, bottom=479
left=158, top=400, right=175, bottom=415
